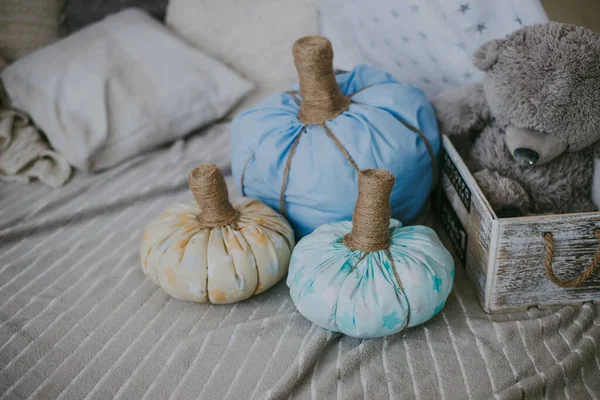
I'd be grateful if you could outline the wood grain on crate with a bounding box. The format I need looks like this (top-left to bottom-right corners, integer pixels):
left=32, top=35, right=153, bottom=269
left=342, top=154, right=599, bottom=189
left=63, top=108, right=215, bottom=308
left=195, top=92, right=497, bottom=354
left=489, top=213, right=600, bottom=311
left=440, top=136, right=497, bottom=309
left=440, top=135, right=600, bottom=313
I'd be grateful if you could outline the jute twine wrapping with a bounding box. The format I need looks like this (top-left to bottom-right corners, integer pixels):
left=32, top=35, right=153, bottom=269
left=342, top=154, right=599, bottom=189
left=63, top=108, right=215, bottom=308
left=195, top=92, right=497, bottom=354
left=344, top=169, right=394, bottom=252
left=544, top=229, right=600, bottom=287
left=188, top=164, right=239, bottom=228
left=293, top=35, right=350, bottom=125
left=240, top=35, right=437, bottom=225
left=343, top=169, right=409, bottom=330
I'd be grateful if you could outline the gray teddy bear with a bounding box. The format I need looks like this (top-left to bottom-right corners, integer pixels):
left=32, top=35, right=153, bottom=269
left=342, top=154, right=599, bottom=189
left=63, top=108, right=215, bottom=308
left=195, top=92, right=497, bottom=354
left=432, top=22, right=600, bottom=218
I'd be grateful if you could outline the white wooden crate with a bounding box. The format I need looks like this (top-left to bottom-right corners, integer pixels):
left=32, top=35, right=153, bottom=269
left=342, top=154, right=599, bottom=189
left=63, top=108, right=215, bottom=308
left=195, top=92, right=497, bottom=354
left=437, top=135, right=600, bottom=313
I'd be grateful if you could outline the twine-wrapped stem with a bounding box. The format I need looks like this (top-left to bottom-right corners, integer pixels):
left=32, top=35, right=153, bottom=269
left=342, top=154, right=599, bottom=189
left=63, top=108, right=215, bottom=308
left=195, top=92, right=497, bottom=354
left=344, top=169, right=395, bottom=252
left=188, top=164, right=239, bottom=228
left=293, top=35, right=350, bottom=125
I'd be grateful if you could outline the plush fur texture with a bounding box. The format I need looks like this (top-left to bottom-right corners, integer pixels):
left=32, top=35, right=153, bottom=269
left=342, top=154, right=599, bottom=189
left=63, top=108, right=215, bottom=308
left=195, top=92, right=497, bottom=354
left=432, top=22, right=600, bottom=217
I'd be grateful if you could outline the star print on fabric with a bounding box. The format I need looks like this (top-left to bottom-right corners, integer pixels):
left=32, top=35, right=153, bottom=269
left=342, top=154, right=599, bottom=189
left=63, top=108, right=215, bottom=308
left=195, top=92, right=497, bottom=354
left=419, top=32, right=428, bottom=39
left=476, top=23, right=487, bottom=33
left=372, top=16, right=380, bottom=23
left=401, top=36, right=410, bottom=43
left=270, top=235, right=286, bottom=250
left=515, top=16, right=523, bottom=25
left=267, top=260, right=280, bottom=275
left=395, top=60, right=403, bottom=67
left=432, top=301, right=446, bottom=318
left=336, top=312, right=355, bottom=331
left=432, top=276, right=443, bottom=293
left=464, top=71, right=473, bottom=79
left=459, top=3, right=470, bottom=14
left=303, top=283, right=316, bottom=295
left=339, top=261, right=353, bottom=275
left=442, top=77, right=450, bottom=83
left=188, top=282, right=204, bottom=296
left=391, top=9, right=399, bottom=18
left=457, top=41, right=466, bottom=49
left=291, top=271, right=304, bottom=286
left=235, top=277, right=246, bottom=290
left=422, top=77, right=431, bottom=84
left=410, top=4, right=420, bottom=12
left=165, top=267, right=177, bottom=286
left=381, top=311, right=403, bottom=330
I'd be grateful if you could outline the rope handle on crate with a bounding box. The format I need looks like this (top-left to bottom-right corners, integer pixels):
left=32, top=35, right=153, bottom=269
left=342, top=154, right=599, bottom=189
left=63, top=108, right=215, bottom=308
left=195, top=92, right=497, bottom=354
left=544, top=229, right=600, bottom=287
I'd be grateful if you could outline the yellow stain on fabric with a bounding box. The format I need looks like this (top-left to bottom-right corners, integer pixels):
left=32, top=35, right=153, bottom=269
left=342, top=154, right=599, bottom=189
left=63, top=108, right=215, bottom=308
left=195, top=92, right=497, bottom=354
left=210, top=288, right=229, bottom=303
left=252, top=230, right=270, bottom=246
left=165, top=267, right=178, bottom=286
left=226, top=235, right=243, bottom=252
left=177, top=237, right=190, bottom=250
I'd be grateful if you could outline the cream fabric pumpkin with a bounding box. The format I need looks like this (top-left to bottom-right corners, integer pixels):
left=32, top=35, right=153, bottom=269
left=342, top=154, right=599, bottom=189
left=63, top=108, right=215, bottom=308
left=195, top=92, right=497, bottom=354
left=140, top=164, right=295, bottom=304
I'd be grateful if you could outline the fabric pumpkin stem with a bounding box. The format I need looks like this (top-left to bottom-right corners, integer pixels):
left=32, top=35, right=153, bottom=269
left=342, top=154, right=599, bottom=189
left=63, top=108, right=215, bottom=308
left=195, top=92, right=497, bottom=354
left=188, top=164, right=239, bottom=228
left=293, top=35, right=350, bottom=124
left=344, top=169, right=394, bottom=252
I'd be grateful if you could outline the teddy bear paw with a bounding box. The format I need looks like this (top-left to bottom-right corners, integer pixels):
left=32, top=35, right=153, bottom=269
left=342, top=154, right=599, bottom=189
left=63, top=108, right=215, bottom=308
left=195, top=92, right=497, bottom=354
left=473, top=169, right=530, bottom=218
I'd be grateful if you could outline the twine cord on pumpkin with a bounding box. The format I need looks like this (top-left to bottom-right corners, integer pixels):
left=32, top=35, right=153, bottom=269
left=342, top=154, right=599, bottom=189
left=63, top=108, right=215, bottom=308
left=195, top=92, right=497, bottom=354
left=321, top=123, right=360, bottom=171
left=350, top=98, right=438, bottom=187
left=343, top=169, right=411, bottom=329
left=293, top=35, right=350, bottom=125
left=346, top=236, right=411, bottom=331
left=239, top=152, right=255, bottom=197
left=344, top=169, right=394, bottom=251
left=238, top=36, right=436, bottom=221
left=544, top=229, right=600, bottom=287
left=189, top=164, right=239, bottom=228
left=280, top=126, right=306, bottom=216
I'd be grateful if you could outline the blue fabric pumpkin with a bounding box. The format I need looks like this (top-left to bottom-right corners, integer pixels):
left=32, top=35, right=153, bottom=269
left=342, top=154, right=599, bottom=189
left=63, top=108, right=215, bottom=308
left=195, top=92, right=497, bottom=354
left=231, top=35, right=440, bottom=238
left=287, top=169, right=454, bottom=338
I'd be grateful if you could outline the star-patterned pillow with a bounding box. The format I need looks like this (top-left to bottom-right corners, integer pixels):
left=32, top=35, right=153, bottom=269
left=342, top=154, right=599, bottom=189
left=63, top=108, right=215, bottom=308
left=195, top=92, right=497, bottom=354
left=318, top=0, right=548, bottom=97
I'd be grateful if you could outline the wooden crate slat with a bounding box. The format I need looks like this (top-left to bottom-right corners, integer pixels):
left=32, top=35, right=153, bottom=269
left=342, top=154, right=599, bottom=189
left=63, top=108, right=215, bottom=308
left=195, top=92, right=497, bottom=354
left=440, top=136, right=496, bottom=309
left=440, top=135, right=600, bottom=313
left=490, top=213, right=600, bottom=311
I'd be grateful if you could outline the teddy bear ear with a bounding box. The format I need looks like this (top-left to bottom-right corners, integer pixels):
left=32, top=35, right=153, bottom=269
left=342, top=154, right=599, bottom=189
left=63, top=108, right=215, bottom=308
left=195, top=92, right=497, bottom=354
left=473, top=39, right=503, bottom=71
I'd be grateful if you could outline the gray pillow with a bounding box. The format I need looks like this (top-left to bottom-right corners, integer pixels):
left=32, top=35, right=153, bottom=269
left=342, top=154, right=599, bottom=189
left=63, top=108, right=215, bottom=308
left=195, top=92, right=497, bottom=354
left=1, top=9, right=254, bottom=172
left=66, top=0, right=168, bottom=32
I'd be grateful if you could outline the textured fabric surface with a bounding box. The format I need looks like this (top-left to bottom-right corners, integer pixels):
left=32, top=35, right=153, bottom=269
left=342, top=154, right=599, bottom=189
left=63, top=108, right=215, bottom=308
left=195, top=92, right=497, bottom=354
left=318, top=0, right=548, bottom=98
left=65, top=0, right=168, bottom=32
left=0, top=123, right=599, bottom=399
left=166, top=0, right=318, bottom=116
left=0, top=108, right=71, bottom=187
left=1, top=9, right=253, bottom=172
left=232, top=66, right=440, bottom=238
left=141, top=198, right=294, bottom=304
left=0, top=0, right=64, bottom=63
left=288, top=221, right=454, bottom=338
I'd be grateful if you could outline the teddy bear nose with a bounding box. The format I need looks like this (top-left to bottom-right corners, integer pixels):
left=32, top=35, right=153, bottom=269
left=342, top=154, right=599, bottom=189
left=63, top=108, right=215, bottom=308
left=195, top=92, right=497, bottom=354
left=513, top=148, right=539, bottom=166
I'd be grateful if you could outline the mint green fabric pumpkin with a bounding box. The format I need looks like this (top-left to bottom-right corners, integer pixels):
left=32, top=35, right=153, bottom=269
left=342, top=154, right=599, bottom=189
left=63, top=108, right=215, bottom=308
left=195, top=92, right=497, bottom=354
left=287, top=169, right=454, bottom=338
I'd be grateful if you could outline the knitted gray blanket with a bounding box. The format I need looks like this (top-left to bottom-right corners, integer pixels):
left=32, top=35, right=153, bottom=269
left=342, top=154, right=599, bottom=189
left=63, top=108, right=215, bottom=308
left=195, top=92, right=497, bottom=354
left=0, top=123, right=598, bottom=399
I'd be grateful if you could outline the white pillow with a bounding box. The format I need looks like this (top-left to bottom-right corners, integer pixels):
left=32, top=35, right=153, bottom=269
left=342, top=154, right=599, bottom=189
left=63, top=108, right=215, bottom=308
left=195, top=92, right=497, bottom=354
left=166, top=0, right=318, bottom=115
left=0, top=9, right=254, bottom=172
left=318, top=0, right=548, bottom=98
